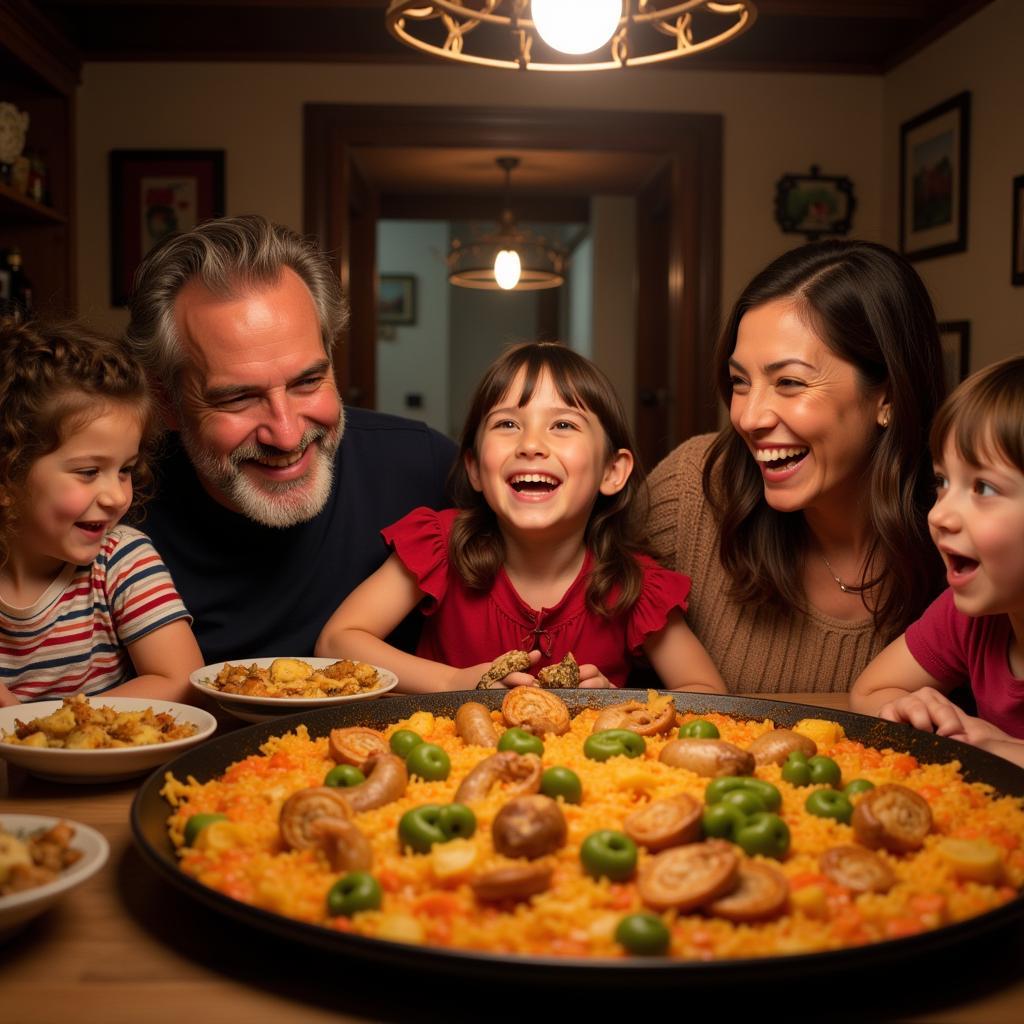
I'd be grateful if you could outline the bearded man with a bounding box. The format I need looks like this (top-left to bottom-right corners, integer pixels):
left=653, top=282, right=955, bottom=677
left=127, top=214, right=456, bottom=662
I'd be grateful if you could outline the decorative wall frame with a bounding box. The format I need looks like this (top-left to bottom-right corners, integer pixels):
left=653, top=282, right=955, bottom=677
left=110, top=149, right=225, bottom=306
left=378, top=274, right=417, bottom=325
left=899, top=92, right=970, bottom=262
left=1012, top=174, right=1024, bottom=286
left=937, top=320, right=971, bottom=394
left=774, top=165, right=855, bottom=239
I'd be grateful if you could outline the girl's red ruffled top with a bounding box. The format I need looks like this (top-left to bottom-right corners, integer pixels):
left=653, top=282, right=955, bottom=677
left=381, top=507, right=692, bottom=688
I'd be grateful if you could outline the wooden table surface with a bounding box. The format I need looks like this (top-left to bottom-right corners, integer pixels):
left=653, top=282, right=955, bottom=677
left=2, top=692, right=1022, bottom=1024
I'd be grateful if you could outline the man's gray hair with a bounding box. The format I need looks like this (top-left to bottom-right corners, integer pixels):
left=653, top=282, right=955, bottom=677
left=125, top=214, right=348, bottom=392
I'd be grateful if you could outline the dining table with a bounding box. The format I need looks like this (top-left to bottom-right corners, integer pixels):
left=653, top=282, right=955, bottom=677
left=2, top=690, right=1023, bottom=1024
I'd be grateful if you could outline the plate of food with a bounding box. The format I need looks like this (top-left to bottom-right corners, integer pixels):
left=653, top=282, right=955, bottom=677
left=0, top=694, right=217, bottom=783
left=0, top=814, right=109, bottom=937
left=188, top=657, right=399, bottom=723
left=130, top=690, right=1024, bottom=984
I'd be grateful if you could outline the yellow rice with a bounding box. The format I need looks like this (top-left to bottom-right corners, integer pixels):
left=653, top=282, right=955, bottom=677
left=162, top=707, right=1024, bottom=959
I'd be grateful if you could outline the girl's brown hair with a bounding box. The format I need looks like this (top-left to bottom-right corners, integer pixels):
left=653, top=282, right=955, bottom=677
left=703, top=239, right=946, bottom=643
left=448, top=342, right=648, bottom=616
left=930, top=354, right=1024, bottom=475
left=0, top=317, right=157, bottom=571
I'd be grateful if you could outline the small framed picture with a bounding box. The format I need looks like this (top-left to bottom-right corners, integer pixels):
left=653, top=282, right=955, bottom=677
left=774, top=165, right=856, bottom=240
left=109, top=149, right=226, bottom=306
left=378, top=274, right=417, bottom=325
left=1012, top=174, right=1024, bottom=286
left=899, top=92, right=971, bottom=262
left=937, top=320, right=971, bottom=394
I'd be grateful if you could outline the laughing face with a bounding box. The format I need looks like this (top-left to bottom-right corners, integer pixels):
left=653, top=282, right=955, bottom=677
left=18, top=404, right=142, bottom=578
left=172, top=268, right=343, bottom=528
left=728, top=298, right=889, bottom=519
left=929, top=434, right=1024, bottom=620
left=464, top=368, right=632, bottom=546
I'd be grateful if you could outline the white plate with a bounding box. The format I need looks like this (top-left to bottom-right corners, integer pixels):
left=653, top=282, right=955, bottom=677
left=0, top=813, right=109, bottom=937
left=189, top=658, right=399, bottom=723
left=0, top=698, right=217, bottom=783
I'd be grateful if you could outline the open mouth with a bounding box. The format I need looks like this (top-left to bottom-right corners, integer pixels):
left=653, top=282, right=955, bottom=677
left=508, top=473, right=561, bottom=494
left=249, top=448, right=307, bottom=470
left=754, top=446, right=809, bottom=472
left=75, top=520, right=106, bottom=536
left=947, top=552, right=980, bottom=577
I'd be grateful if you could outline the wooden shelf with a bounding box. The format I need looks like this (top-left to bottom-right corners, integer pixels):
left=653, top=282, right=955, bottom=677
left=0, top=181, right=66, bottom=225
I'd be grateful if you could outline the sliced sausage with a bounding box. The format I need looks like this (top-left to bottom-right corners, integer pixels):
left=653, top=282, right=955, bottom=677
left=747, top=729, right=817, bottom=766
left=707, top=861, right=789, bottom=922
left=454, top=751, right=543, bottom=803
left=501, top=688, right=570, bottom=737
left=592, top=700, right=676, bottom=737
left=310, top=817, right=373, bottom=873
left=455, top=702, right=498, bottom=748
left=638, top=840, right=740, bottom=913
left=820, top=845, right=895, bottom=893
left=279, top=786, right=351, bottom=851
left=624, top=793, right=702, bottom=851
left=851, top=784, right=932, bottom=853
left=340, top=753, right=408, bottom=812
left=471, top=862, right=553, bottom=903
left=659, top=738, right=755, bottom=778
left=491, top=795, right=567, bottom=860
left=328, top=726, right=389, bottom=770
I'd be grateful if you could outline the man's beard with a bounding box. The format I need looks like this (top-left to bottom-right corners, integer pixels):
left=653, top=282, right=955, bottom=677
left=180, top=411, right=344, bottom=529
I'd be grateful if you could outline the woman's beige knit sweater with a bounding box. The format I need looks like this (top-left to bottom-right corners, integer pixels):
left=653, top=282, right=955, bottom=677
left=646, top=434, right=885, bottom=694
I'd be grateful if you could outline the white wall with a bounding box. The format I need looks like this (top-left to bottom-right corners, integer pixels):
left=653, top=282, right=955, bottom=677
left=376, top=220, right=449, bottom=434
left=883, top=0, right=1024, bottom=370
left=76, top=60, right=885, bottom=339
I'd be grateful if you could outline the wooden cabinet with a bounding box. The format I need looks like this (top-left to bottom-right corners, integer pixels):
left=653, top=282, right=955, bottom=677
left=0, top=0, right=79, bottom=315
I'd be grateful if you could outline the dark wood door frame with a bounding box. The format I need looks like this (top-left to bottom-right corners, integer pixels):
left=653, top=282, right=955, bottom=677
left=304, top=104, right=723, bottom=454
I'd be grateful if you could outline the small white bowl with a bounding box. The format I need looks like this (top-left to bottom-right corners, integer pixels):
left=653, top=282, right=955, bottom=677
left=189, top=658, right=399, bottom=723
left=0, top=698, right=217, bottom=783
left=0, top=813, right=109, bottom=937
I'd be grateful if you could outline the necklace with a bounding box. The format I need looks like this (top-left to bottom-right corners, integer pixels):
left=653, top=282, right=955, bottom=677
left=821, top=554, right=867, bottom=595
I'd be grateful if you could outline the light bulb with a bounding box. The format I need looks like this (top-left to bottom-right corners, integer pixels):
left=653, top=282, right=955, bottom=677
left=494, top=249, right=522, bottom=290
left=531, top=0, right=621, bottom=55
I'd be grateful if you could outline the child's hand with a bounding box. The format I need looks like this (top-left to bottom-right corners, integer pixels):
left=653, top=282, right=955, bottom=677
left=578, top=664, right=613, bottom=689
left=878, top=686, right=967, bottom=735
left=501, top=650, right=542, bottom=689
left=0, top=684, right=20, bottom=708
left=939, top=711, right=1010, bottom=747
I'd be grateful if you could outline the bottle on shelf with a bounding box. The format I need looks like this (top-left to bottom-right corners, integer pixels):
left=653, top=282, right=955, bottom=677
left=0, top=247, right=33, bottom=317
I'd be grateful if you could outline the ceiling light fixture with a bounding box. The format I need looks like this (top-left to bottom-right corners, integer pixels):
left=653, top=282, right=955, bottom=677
left=386, top=1, right=757, bottom=72
left=448, top=156, right=567, bottom=291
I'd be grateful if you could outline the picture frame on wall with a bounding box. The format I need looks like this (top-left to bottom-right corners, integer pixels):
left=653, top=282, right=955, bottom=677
left=899, top=92, right=970, bottom=262
left=774, top=165, right=856, bottom=240
left=1012, top=174, right=1024, bottom=286
left=937, top=320, right=971, bottom=394
left=378, top=274, right=417, bottom=325
left=109, top=149, right=226, bottom=306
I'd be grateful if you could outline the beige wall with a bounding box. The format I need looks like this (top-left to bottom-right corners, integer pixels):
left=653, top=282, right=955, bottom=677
left=883, top=0, right=1024, bottom=371
left=76, top=61, right=883, bottom=338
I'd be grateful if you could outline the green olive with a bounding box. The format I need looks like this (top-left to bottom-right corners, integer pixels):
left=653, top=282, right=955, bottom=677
left=580, top=830, right=638, bottom=881
left=324, top=764, right=365, bottom=788
left=844, top=778, right=876, bottom=797
left=615, top=912, right=671, bottom=956
left=583, top=730, right=646, bottom=762
left=678, top=719, right=720, bottom=739
left=389, top=729, right=424, bottom=759
left=184, top=812, right=228, bottom=847
left=540, top=766, right=583, bottom=804
left=805, top=788, right=853, bottom=824
left=398, top=803, right=477, bottom=853
left=497, top=727, right=545, bottom=756
left=405, top=742, right=451, bottom=781
left=326, top=871, right=382, bottom=917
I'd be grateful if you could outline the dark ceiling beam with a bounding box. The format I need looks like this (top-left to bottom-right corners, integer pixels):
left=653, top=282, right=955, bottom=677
left=755, top=1, right=927, bottom=16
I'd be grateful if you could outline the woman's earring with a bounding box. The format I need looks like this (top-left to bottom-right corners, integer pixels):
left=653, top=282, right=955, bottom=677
left=880, top=410, right=890, bottom=429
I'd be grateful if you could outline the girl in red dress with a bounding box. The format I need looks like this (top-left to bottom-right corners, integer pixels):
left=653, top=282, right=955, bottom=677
left=316, top=343, right=726, bottom=694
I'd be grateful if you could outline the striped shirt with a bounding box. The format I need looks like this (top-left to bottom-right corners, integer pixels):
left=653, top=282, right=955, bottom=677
left=0, top=526, right=192, bottom=702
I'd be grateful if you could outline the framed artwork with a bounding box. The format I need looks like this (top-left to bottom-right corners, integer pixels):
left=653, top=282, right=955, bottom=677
left=937, top=320, right=971, bottom=394
left=109, top=149, right=225, bottom=306
left=1012, top=174, right=1024, bottom=286
left=378, top=274, right=417, bottom=325
left=774, top=165, right=856, bottom=240
left=899, top=92, right=970, bottom=262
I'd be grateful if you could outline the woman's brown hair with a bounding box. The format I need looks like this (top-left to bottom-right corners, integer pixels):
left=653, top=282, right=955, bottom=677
left=930, top=354, right=1024, bottom=475
left=0, top=317, right=157, bottom=572
left=703, top=239, right=946, bottom=642
left=448, top=342, right=648, bottom=616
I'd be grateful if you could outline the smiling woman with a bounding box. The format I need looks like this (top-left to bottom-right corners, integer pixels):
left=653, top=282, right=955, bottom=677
left=648, top=240, right=947, bottom=694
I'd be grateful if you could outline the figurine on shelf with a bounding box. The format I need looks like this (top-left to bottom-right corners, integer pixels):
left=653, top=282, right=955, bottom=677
left=0, top=102, right=30, bottom=186
left=27, top=152, right=47, bottom=204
